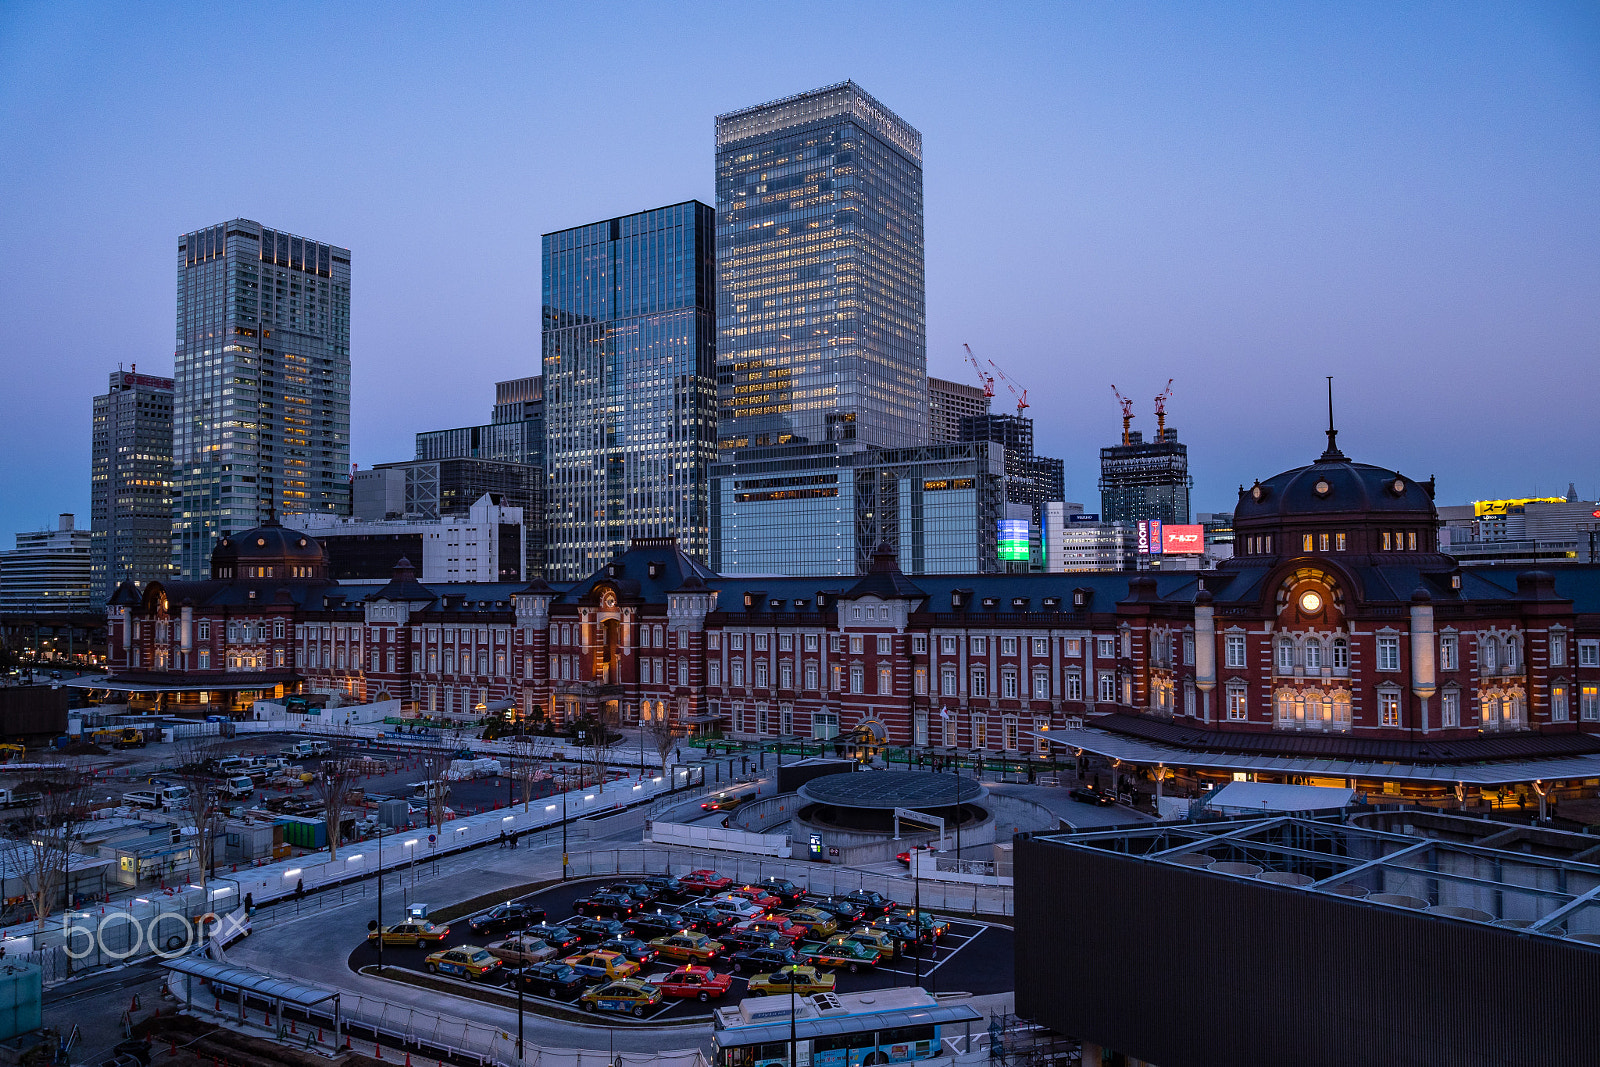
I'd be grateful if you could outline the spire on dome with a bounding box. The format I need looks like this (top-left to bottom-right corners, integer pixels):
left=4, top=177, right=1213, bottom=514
left=1320, top=376, right=1347, bottom=461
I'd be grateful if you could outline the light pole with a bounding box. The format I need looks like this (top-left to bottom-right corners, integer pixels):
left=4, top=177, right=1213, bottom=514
left=560, top=765, right=568, bottom=881
left=515, top=951, right=525, bottom=1058
left=375, top=825, right=384, bottom=974
left=786, top=968, right=799, bottom=1067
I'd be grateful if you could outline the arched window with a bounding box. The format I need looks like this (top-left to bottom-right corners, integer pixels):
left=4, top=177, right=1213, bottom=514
left=1484, top=639, right=1497, bottom=673
left=1277, top=638, right=1295, bottom=672
left=1305, top=640, right=1322, bottom=670
left=1333, top=638, right=1349, bottom=670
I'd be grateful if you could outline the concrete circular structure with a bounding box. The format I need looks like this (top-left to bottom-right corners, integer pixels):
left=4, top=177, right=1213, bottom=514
left=798, top=770, right=987, bottom=810
left=791, top=770, right=994, bottom=863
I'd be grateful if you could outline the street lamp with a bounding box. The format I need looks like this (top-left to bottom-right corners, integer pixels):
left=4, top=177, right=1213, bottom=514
left=374, top=825, right=385, bottom=974
left=784, top=967, right=799, bottom=1067
left=560, top=765, right=569, bottom=881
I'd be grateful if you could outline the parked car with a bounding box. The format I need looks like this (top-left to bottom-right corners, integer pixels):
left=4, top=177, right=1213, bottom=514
left=367, top=921, right=448, bottom=946
left=746, top=965, right=835, bottom=996
left=719, top=926, right=786, bottom=954
left=580, top=978, right=662, bottom=1016
left=732, top=915, right=803, bottom=943
left=574, top=892, right=638, bottom=918
left=842, top=927, right=898, bottom=960
left=705, top=896, right=764, bottom=921
left=468, top=901, right=548, bottom=937
left=606, top=881, right=660, bottom=905
left=802, top=935, right=881, bottom=972
left=731, top=945, right=809, bottom=974
left=725, top=885, right=782, bottom=909
left=681, top=869, right=734, bottom=894
left=648, top=930, right=726, bottom=963
left=485, top=935, right=560, bottom=966
left=676, top=902, right=735, bottom=933
left=567, top=917, right=630, bottom=945
left=524, top=923, right=584, bottom=951
left=647, top=964, right=733, bottom=1002
left=560, top=949, right=640, bottom=984
left=597, top=936, right=658, bottom=965
left=638, top=874, right=688, bottom=901
left=841, top=890, right=896, bottom=915
left=809, top=897, right=867, bottom=925
left=508, top=961, right=587, bottom=999
left=784, top=908, right=838, bottom=938
left=626, top=910, right=691, bottom=941
left=424, top=945, right=501, bottom=980
left=753, top=877, right=806, bottom=906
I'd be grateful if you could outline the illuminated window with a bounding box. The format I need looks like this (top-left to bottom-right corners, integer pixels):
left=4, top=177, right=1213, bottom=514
left=1382, top=531, right=1392, bottom=551
left=1440, top=633, right=1458, bottom=671
left=1318, top=533, right=1330, bottom=552
left=1302, top=534, right=1314, bottom=552
left=1550, top=685, right=1568, bottom=723
left=1226, top=685, right=1247, bottom=721
left=1380, top=691, right=1401, bottom=726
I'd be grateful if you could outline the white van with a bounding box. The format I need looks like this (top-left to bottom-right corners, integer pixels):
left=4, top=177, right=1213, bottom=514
left=409, top=781, right=450, bottom=801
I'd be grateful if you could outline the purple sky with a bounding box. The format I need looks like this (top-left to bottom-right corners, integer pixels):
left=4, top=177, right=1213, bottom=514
left=2, top=2, right=1597, bottom=540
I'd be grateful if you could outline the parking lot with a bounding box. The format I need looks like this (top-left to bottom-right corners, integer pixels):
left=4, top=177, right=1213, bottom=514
left=346, top=875, right=1011, bottom=1022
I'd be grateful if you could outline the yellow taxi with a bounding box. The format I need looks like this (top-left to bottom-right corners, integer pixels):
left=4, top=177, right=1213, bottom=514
left=785, top=908, right=838, bottom=938
left=367, top=921, right=449, bottom=946
left=843, top=927, right=898, bottom=960
left=423, top=945, right=501, bottom=980
left=580, top=978, right=663, bottom=1016
left=648, top=930, right=726, bottom=963
left=747, top=964, right=836, bottom=996
left=561, top=949, right=641, bottom=983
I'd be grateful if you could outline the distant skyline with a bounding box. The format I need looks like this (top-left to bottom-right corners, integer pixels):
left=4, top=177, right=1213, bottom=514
left=2, top=2, right=1598, bottom=541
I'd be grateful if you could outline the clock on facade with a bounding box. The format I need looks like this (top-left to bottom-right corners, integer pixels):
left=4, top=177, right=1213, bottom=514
left=1299, top=590, right=1323, bottom=613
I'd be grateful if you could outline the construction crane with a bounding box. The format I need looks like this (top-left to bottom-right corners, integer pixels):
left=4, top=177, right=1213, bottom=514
left=962, top=344, right=995, bottom=399
left=1154, top=379, right=1174, bottom=438
left=1111, top=385, right=1135, bottom=445
left=988, top=359, right=1030, bottom=417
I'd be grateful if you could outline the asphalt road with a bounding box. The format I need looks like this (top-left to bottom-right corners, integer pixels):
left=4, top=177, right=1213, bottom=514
left=345, top=876, right=1011, bottom=1024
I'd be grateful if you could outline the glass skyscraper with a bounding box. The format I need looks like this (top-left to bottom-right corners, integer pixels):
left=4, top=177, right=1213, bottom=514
left=171, top=220, right=351, bottom=578
left=542, top=201, right=717, bottom=581
left=712, top=82, right=928, bottom=575
left=91, top=369, right=174, bottom=600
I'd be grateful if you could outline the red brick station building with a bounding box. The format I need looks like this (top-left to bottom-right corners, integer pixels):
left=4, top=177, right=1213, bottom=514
left=103, top=432, right=1600, bottom=806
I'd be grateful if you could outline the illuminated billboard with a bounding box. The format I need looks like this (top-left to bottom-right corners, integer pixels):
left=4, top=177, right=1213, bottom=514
left=1138, top=520, right=1161, bottom=554
left=1161, top=524, right=1205, bottom=555
left=999, top=519, right=1030, bottom=562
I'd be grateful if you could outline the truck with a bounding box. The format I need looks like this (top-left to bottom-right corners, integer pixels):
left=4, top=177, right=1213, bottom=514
left=219, top=775, right=255, bottom=800
left=282, top=740, right=333, bottom=760
left=124, top=784, right=192, bottom=811
left=93, top=727, right=147, bottom=749
left=0, top=787, right=41, bottom=809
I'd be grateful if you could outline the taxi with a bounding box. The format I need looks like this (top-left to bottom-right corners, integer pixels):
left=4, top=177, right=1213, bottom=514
left=367, top=921, right=449, bottom=946
left=681, top=869, right=734, bottom=893
left=785, top=907, right=838, bottom=938
left=700, top=792, right=744, bottom=812
left=423, top=945, right=501, bottom=980
left=746, top=964, right=836, bottom=996
left=486, top=935, right=560, bottom=966
left=580, top=978, right=663, bottom=1016
left=731, top=915, right=802, bottom=943
left=805, top=936, right=881, bottom=973
left=843, top=927, right=898, bottom=960
left=726, top=885, right=782, bottom=909
left=648, top=964, right=733, bottom=1002
left=560, top=949, right=641, bottom=984
left=648, top=930, right=726, bottom=963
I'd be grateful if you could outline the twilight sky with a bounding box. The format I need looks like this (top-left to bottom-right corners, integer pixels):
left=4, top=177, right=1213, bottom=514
left=2, top=2, right=1597, bottom=540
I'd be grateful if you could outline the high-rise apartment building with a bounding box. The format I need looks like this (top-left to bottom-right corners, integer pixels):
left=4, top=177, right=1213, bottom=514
left=1099, top=428, right=1192, bottom=527
left=542, top=201, right=717, bottom=581
left=171, top=220, right=351, bottom=578
left=929, top=376, right=989, bottom=443
left=90, top=369, right=174, bottom=601
left=712, top=82, right=928, bottom=574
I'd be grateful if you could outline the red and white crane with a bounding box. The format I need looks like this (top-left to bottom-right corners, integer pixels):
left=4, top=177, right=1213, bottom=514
left=988, top=359, right=1029, bottom=417
left=962, top=344, right=995, bottom=399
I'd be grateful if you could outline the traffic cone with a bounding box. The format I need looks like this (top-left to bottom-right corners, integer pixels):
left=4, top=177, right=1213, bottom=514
left=130, top=993, right=140, bottom=1011
left=375, top=1043, right=382, bottom=1060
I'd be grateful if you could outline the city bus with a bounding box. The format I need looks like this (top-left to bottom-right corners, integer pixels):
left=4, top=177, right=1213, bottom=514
left=712, top=986, right=982, bottom=1067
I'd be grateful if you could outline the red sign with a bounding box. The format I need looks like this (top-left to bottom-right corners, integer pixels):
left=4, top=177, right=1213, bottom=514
left=1161, top=525, right=1206, bottom=555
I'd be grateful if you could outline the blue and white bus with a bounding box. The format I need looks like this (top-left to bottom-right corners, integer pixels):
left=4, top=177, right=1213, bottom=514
left=712, top=987, right=983, bottom=1067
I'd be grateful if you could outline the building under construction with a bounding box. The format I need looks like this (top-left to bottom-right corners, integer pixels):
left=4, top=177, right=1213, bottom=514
left=1099, top=385, right=1192, bottom=526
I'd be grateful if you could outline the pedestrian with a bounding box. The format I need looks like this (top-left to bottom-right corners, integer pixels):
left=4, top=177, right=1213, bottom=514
left=294, top=878, right=304, bottom=899
left=244, top=892, right=253, bottom=914
left=499, top=828, right=507, bottom=849
left=511, top=831, right=519, bottom=850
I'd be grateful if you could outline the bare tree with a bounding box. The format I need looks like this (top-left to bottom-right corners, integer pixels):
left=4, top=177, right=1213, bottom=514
left=172, top=735, right=227, bottom=885
left=416, top=749, right=451, bottom=830
left=642, top=705, right=678, bottom=777
left=4, top=759, right=90, bottom=924
left=311, top=753, right=358, bottom=861
left=509, top=739, right=542, bottom=812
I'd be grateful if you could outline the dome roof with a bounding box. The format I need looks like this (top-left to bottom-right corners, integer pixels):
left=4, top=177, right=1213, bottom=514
left=211, top=515, right=327, bottom=579
left=1234, top=455, right=1437, bottom=525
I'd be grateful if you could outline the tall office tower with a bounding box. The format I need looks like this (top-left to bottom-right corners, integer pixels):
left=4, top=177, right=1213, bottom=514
left=712, top=82, right=927, bottom=575
left=171, top=220, right=351, bottom=578
left=959, top=412, right=1065, bottom=525
left=929, top=376, right=989, bottom=443
left=90, top=369, right=174, bottom=600
left=0, top=515, right=94, bottom=615
left=1099, top=426, right=1192, bottom=526
left=542, top=201, right=717, bottom=582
